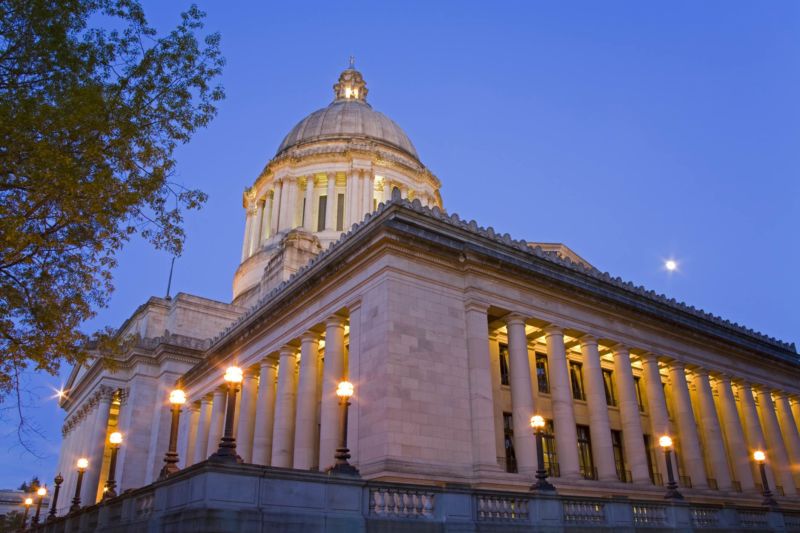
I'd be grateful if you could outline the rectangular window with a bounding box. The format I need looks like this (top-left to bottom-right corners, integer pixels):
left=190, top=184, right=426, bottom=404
left=569, top=361, right=585, bottom=401
left=643, top=434, right=660, bottom=485
left=336, top=193, right=344, bottom=231
left=611, top=430, right=626, bottom=482
left=499, top=343, right=510, bottom=386
left=503, top=412, right=517, bottom=473
left=602, top=369, right=616, bottom=406
left=317, top=195, right=327, bottom=231
left=536, top=352, right=549, bottom=393
left=634, top=376, right=645, bottom=412
left=576, top=424, right=595, bottom=479
left=543, top=419, right=558, bottom=477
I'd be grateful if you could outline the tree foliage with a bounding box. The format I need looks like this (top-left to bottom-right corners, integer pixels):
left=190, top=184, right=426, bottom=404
left=0, top=0, right=224, bottom=403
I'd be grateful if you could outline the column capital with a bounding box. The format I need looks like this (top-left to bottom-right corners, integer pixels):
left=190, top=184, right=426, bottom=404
left=666, top=358, right=686, bottom=371
left=713, top=372, right=733, bottom=384
left=200, top=393, right=214, bottom=404
left=542, top=324, right=563, bottom=337
left=279, top=345, right=297, bottom=358
left=504, top=313, right=527, bottom=327
left=578, top=334, right=598, bottom=347
left=463, top=298, right=489, bottom=314
left=691, top=367, right=709, bottom=379
left=772, top=390, right=790, bottom=402
left=259, top=357, right=278, bottom=370
left=188, top=401, right=201, bottom=412
left=325, top=315, right=346, bottom=329
left=610, top=343, right=630, bottom=356
left=300, top=331, right=320, bottom=344
left=639, top=351, right=661, bottom=365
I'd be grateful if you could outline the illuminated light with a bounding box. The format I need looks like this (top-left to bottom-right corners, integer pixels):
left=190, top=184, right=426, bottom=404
left=109, top=431, right=123, bottom=445
left=37, top=486, right=47, bottom=496
left=753, top=450, right=766, bottom=462
left=659, top=435, right=673, bottom=448
left=77, top=457, right=89, bottom=470
left=345, top=86, right=352, bottom=98
left=169, top=389, right=186, bottom=405
left=24, top=497, right=33, bottom=506
left=224, top=366, right=243, bottom=383
left=530, top=415, right=545, bottom=429
left=353, top=88, right=359, bottom=98
left=665, top=260, right=677, bottom=272
left=336, top=381, right=354, bottom=398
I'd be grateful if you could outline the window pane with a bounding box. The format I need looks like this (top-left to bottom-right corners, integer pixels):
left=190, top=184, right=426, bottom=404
left=536, top=353, right=549, bottom=393
left=503, top=412, right=517, bottom=473
left=570, top=362, right=585, bottom=401
left=499, top=343, right=510, bottom=386
left=602, top=369, right=616, bottom=406
left=611, top=430, right=626, bottom=481
left=576, top=424, right=594, bottom=479
left=336, top=193, right=345, bottom=231
left=317, top=195, right=327, bottom=231
left=544, top=419, right=558, bottom=477
left=634, top=377, right=645, bottom=412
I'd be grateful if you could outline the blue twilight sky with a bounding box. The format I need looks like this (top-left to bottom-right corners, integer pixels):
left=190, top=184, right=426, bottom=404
left=2, top=1, right=798, bottom=488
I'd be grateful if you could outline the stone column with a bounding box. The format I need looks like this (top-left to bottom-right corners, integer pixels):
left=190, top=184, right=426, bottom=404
left=183, top=402, right=201, bottom=468
left=667, top=360, right=708, bottom=488
left=715, top=375, right=755, bottom=491
left=82, top=389, right=113, bottom=505
left=545, top=326, right=581, bottom=479
left=691, top=369, right=732, bottom=490
left=252, top=358, right=278, bottom=466
left=613, top=346, right=651, bottom=484
left=235, top=371, right=259, bottom=463
left=505, top=314, right=537, bottom=474
left=346, top=301, right=362, bottom=465
left=737, top=381, right=776, bottom=492
left=319, top=316, right=346, bottom=470
left=262, top=193, right=273, bottom=240
left=271, top=346, right=299, bottom=468
left=293, top=332, right=321, bottom=470
left=192, top=396, right=213, bottom=464
left=283, top=177, right=298, bottom=230
left=487, top=331, right=505, bottom=467
left=240, top=209, right=254, bottom=261
left=363, top=172, right=374, bottom=214
left=756, top=387, right=797, bottom=495
left=325, top=173, right=336, bottom=231
left=251, top=200, right=264, bottom=253
left=270, top=180, right=282, bottom=234
left=775, top=393, right=800, bottom=487
left=206, top=388, right=226, bottom=457
left=383, top=180, right=392, bottom=203
left=578, top=335, right=616, bottom=481
left=792, top=396, right=800, bottom=435
left=303, top=176, right=315, bottom=231
left=640, top=353, right=674, bottom=484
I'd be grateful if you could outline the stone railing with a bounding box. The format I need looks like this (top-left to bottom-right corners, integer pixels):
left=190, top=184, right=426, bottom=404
left=27, top=462, right=800, bottom=532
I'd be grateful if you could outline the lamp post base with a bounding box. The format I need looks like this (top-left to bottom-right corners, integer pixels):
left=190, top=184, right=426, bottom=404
left=761, top=493, right=778, bottom=508
left=664, top=486, right=684, bottom=500
left=327, top=447, right=360, bottom=477
left=530, top=478, right=556, bottom=492
left=208, top=436, right=243, bottom=464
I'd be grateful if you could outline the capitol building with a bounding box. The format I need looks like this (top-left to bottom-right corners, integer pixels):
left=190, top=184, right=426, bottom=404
left=39, top=65, right=800, bottom=532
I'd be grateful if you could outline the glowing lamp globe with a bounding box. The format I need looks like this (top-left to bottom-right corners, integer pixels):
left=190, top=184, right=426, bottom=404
left=169, top=389, right=187, bottom=405
left=37, top=486, right=47, bottom=497
left=224, top=366, right=243, bottom=383
left=754, top=450, right=766, bottom=462
left=336, top=381, right=354, bottom=398
left=24, top=497, right=33, bottom=506
left=659, top=435, right=673, bottom=449
left=530, top=415, right=545, bottom=429
left=109, top=431, right=123, bottom=445
left=76, top=457, right=89, bottom=470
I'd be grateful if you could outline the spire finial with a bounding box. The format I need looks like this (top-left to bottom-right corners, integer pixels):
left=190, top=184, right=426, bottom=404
left=333, top=61, right=368, bottom=102
left=348, top=55, right=355, bottom=69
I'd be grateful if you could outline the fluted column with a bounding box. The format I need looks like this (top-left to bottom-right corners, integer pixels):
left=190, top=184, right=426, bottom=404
left=487, top=331, right=505, bottom=467
left=192, top=395, right=213, bottom=464
left=183, top=402, right=201, bottom=467
left=325, top=173, right=336, bottom=231
left=206, top=388, right=226, bottom=458
left=715, top=375, right=755, bottom=491
left=756, top=387, right=797, bottom=495
left=691, top=369, right=732, bottom=489
left=293, top=332, right=321, bottom=470
left=506, top=314, right=537, bottom=474
left=240, top=209, right=254, bottom=261
left=774, top=393, right=800, bottom=488
left=282, top=177, right=298, bottom=230
left=545, top=326, right=580, bottom=479
left=303, top=176, right=315, bottom=231
left=271, top=346, right=299, bottom=468
left=252, top=358, right=278, bottom=465
left=262, top=192, right=273, bottom=240
left=250, top=200, right=264, bottom=253
left=580, top=335, right=616, bottom=481
left=82, top=390, right=112, bottom=504
left=383, top=180, right=392, bottom=202
left=641, top=353, right=670, bottom=483
left=667, top=360, right=708, bottom=488
left=737, top=380, right=776, bottom=491
left=235, top=371, right=259, bottom=463
left=792, top=397, right=800, bottom=435
left=613, top=347, right=650, bottom=483
left=363, top=172, right=374, bottom=214
left=270, top=180, right=282, bottom=234
left=319, top=316, right=346, bottom=469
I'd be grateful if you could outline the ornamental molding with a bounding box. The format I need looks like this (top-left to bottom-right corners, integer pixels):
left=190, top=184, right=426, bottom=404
left=62, top=384, right=117, bottom=436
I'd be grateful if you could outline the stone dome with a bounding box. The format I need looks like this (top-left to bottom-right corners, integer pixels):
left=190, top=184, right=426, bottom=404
left=275, top=64, right=419, bottom=160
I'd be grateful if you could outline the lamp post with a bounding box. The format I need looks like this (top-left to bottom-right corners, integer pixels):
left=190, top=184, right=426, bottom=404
left=327, top=381, right=359, bottom=476
left=32, top=485, right=47, bottom=526
left=160, top=389, right=186, bottom=477
left=69, top=457, right=89, bottom=512
left=47, top=473, right=63, bottom=521
left=209, top=366, right=243, bottom=463
left=529, top=415, right=555, bottom=491
left=754, top=450, right=778, bottom=507
left=658, top=435, right=683, bottom=500
left=103, top=432, right=123, bottom=499
left=21, top=497, right=33, bottom=529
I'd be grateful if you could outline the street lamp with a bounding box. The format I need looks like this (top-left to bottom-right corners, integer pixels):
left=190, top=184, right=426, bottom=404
left=69, top=457, right=89, bottom=512
left=22, top=497, right=33, bottom=529
left=32, top=485, right=47, bottom=525
left=209, top=366, right=243, bottom=463
left=529, top=415, right=555, bottom=491
left=327, top=381, right=359, bottom=476
left=103, top=432, right=123, bottom=498
left=47, top=473, right=63, bottom=521
left=754, top=450, right=778, bottom=507
left=160, top=389, right=186, bottom=477
left=658, top=435, right=683, bottom=500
